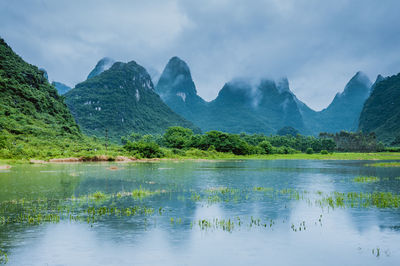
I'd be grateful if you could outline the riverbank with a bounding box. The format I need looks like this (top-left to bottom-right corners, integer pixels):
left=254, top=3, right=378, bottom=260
left=1, top=152, right=400, bottom=165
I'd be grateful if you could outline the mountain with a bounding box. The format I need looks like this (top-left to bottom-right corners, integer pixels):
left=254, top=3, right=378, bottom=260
left=202, top=78, right=306, bottom=134
left=0, top=38, right=80, bottom=139
left=65, top=60, right=199, bottom=141
left=299, top=72, right=372, bottom=135
left=156, top=56, right=207, bottom=122
left=359, top=73, right=400, bottom=143
left=87, top=57, right=115, bottom=79
left=52, top=81, right=72, bottom=95
left=316, top=71, right=371, bottom=133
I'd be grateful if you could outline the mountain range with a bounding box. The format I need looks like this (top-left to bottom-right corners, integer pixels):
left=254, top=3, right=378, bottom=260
left=156, top=57, right=373, bottom=136
left=1, top=35, right=397, bottom=144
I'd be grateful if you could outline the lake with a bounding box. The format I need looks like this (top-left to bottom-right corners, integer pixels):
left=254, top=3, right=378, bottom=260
left=1, top=160, right=400, bottom=265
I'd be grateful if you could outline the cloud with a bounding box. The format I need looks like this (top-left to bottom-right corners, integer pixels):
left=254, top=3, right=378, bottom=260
left=1, top=0, right=399, bottom=110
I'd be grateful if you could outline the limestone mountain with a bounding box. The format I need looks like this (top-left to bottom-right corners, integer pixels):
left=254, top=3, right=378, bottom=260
left=156, top=56, right=207, bottom=122
left=155, top=57, right=376, bottom=136
left=87, top=57, right=115, bottom=80
left=0, top=38, right=80, bottom=139
left=156, top=57, right=305, bottom=134
left=52, top=81, right=71, bottom=95
left=202, top=78, right=306, bottom=134
left=299, top=72, right=372, bottom=135
left=359, top=73, right=400, bottom=143
left=65, top=60, right=199, bottom=141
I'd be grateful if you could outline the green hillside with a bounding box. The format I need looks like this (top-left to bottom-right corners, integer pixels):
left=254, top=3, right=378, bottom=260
left=0, top=38, right=83, bottom=158
left=359, top=73, right=400, bottom=143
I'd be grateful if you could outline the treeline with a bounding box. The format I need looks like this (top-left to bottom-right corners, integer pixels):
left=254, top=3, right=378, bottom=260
left=122, top=127, right=337, bottom=158
left=319, top=131, right=385, bottom=152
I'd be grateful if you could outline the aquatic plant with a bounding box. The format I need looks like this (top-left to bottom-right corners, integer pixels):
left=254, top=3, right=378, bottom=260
left=353, top=176, right=380, bottom=183
left=0, top=249, right=8, bottom=264
left=367, top=162, right=400, bottom=167
left=131, top=187, right=160, bottom=199
left=90, top=191, right=107, bottom=200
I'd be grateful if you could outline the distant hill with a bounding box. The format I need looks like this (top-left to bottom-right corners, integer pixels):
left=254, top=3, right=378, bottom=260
left=156, top=56, right=207, bottom=123
left=65, top=60, right=199, bottom=141
left=52, top=81, right=72, bottom=95
left=87, top=57, right=115, bottom=80
left=0, top=37, right=80, bottom=139
left=359, top=73, right=400, bottom=143
left=202, top=78, right=305, bottom=134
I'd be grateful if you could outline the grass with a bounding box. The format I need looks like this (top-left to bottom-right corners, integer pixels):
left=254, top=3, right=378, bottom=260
left=353, top=176, right=380, bottom=183
left=367, top=162, right=400, bottom=167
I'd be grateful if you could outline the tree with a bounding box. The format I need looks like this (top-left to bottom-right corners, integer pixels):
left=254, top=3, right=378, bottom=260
left=258, top=140, right=273, bottom=154
left=163, top=126, right=193, bottom=149
left=277, top=126, right=299, bottom=137
left=123, top=141, right=163, bottom=158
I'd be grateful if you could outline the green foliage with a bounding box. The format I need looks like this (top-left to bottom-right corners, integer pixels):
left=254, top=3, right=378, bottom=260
left=0, top=38, right=85, bottom=160
left=123, top=141, right=164, bottom=158
left=277, top=126, right=299, bottom=137
left=0, top=38, right=80, bottom=139
left=306, top=148, right=314, bottom=154
left=163, top=126, right=194, bottom=149
left=320, top=150, right=328, bottom=155
left=258, top=141, right=273, bottom=154
left=320, top=131, right=384, bottom=152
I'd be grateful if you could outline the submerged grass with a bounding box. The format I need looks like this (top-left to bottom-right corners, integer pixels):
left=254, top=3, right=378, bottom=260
left=353, top=176, right=380, bottom=183
left=0, top=249, right=7, bottom=264
left=367, top=162, right=400, bottom=167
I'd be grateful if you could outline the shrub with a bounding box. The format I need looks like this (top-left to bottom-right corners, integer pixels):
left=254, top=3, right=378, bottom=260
left=320, top=149, right=328, bottom=154
left=123, top=141, right=164, bottom=158
left=258, top=140, right=273, bottom=154
left=306, top=148, right=314, bottom=154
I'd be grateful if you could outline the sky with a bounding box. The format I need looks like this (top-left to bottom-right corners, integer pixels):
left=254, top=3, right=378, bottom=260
left=1, top=0, right=399, bottom=110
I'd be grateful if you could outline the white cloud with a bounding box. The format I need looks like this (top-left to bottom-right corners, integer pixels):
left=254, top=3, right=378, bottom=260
left=1, top=0, right=399, bottom=110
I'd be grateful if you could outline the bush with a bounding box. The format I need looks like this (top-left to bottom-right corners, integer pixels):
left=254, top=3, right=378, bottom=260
left=306, top=148, right=314, bottom=154
left=123, top=141, right=164, bottom=158
left=258, top=140, right=273, bottom=154
left=163, top=126, right=193, bottom=149
left=320, top=149, right=328, bottom=155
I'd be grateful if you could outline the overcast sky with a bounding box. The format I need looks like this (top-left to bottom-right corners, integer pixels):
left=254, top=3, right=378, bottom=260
left=1, top=0, right=399, bottom=110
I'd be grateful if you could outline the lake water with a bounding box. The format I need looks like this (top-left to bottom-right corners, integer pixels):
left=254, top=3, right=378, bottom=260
left=1, top=160, right=400, bottom=265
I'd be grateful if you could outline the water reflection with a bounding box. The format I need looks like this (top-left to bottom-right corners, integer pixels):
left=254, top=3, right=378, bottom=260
left=1, top=160, right=400, bottom=265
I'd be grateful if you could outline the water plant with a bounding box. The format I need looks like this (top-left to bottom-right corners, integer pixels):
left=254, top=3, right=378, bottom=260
left=131, top=187, right=160, bottom=199
left=353, top=176, right=380, bottom=183
left=0, top=249, right=8, bottom=264
left=367, top=162, right=400, bottom=167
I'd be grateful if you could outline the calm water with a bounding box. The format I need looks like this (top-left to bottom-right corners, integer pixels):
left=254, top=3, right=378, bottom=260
left=1, top=160, right=400, bottom=265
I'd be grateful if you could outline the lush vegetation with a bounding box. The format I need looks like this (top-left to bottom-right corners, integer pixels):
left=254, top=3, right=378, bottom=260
left=120, top=126, right=337, bottom=158
left=319, top=131, right=384, bottom=152
left=0, top=38, right=87, bottom=160
left=359, top=72, right=400, bottom=144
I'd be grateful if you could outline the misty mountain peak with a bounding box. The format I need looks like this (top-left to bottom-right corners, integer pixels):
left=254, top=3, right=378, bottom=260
left=156, top=56, right=197, bottom=97
left=87, top=57, right=116, bottom=80
left=276, top=77, right=290, bottom=93
left=340, top=71, right=371, bottom=98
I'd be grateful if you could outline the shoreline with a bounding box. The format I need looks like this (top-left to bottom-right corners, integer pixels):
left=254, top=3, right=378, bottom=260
left=1, top=152, right=400, bottom=165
